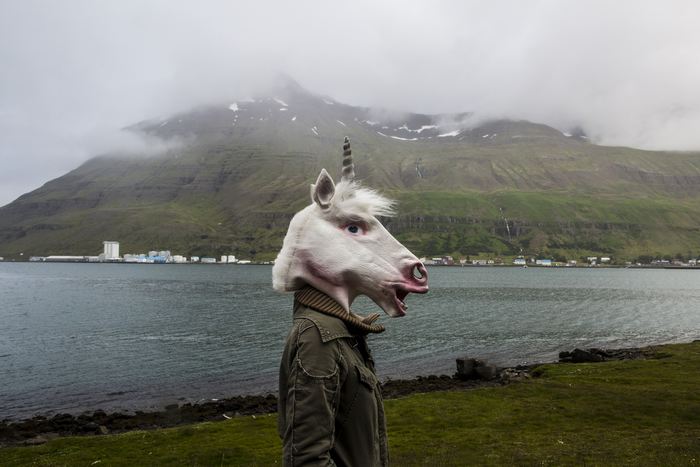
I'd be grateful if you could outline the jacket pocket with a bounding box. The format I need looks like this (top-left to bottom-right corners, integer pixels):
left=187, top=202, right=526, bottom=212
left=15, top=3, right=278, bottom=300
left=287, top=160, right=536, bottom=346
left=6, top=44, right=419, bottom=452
left=297, top=357, right=339, bottom=379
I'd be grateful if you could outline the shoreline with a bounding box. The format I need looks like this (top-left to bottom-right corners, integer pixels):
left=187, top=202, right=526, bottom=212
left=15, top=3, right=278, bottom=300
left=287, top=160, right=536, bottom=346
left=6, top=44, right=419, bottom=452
left=0, top=259, right=700, bottom=271
left=2, top=261, right=699, bottom=270
left=0, top=342, right=669, bottom=446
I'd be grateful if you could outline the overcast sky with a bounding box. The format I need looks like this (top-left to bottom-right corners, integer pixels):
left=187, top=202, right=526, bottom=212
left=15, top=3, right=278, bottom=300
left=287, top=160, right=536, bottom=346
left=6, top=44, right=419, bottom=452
left=2, top=1, right=700, bottom=206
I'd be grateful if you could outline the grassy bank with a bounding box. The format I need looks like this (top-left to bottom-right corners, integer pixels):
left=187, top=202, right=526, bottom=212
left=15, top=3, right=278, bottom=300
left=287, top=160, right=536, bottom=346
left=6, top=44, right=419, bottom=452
left=4, top=341, right=699, bottom=466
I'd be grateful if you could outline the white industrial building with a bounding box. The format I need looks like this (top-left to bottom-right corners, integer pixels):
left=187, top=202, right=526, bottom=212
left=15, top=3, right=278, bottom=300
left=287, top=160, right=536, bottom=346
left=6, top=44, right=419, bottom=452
left=103, top=241, right=120, bottom=260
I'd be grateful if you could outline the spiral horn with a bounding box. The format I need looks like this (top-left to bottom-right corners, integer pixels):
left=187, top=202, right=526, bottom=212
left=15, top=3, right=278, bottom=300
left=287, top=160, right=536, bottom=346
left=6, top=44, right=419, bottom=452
left=341, top=136, right=355, bottom=181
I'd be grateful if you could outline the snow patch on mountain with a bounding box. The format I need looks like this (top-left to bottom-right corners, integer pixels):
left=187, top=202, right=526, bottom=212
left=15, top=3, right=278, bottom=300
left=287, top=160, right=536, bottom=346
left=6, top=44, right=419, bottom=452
left=389, top=135, right=418, bottom=141
left=398, top=124, right=438, bottom=133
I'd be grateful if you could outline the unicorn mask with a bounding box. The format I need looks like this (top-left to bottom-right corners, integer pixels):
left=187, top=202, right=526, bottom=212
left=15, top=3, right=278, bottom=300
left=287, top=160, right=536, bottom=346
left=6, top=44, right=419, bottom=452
left=272, top=138, right=428, bottom=318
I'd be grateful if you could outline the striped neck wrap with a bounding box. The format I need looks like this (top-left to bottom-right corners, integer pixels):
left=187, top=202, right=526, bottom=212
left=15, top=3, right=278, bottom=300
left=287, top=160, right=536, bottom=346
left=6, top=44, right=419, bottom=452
left=294, top=286, right=385, bottom=334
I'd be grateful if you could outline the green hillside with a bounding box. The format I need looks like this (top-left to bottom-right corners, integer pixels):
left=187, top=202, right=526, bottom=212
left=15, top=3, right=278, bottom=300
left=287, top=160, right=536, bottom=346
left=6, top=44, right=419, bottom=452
left=1, top=80, right=700, bottom=262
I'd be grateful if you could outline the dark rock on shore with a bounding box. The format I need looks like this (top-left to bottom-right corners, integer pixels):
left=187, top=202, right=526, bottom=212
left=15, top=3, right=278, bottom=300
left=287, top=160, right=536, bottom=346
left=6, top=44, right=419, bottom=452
left=381, top=374, right=502, bottom=399
left=455, top=358, right=500, bottom=381
left=559, top=348, right=604, bottom=363
left=559, top=346, right=656, bottom=363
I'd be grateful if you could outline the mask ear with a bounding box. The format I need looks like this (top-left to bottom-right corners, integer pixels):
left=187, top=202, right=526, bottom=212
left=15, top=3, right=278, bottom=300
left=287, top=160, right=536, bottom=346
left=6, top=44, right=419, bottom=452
left=310, top=169, right=335, bottom=209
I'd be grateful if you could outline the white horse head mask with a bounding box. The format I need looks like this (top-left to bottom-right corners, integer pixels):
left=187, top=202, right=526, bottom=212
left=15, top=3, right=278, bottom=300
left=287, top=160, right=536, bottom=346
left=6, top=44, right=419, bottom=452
left=272, top=138, right=428, bottom=317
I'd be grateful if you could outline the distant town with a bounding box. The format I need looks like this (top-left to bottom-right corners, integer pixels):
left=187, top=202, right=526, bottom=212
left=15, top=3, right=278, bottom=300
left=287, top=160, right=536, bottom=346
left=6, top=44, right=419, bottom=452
left=424, top=255, right=698, bottom=268
left=1, top=240, right=697, bottom=269
left=16, top=241, right=265, bottom=265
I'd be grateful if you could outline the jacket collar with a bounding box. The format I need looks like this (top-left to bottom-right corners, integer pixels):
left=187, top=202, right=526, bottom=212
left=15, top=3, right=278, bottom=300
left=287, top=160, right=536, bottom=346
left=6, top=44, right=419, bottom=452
left=294, top=286, right=385, bottom=337
left=294, top=306, right=353, bottom=342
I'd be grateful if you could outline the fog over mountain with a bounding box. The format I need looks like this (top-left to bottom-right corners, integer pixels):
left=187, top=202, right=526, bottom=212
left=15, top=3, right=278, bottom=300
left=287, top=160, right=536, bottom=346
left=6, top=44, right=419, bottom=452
left=2, top=0, right=700, bottom=206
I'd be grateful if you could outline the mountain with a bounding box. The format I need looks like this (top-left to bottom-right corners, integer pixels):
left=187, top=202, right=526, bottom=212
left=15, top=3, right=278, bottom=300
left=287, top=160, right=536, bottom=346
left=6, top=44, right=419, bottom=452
left=2, top=78, right=700, bottom=262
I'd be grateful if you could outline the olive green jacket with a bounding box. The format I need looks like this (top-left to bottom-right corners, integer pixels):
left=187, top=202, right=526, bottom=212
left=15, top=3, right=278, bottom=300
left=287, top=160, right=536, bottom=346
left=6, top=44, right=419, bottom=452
left=278, top=295, right=388, bottom=466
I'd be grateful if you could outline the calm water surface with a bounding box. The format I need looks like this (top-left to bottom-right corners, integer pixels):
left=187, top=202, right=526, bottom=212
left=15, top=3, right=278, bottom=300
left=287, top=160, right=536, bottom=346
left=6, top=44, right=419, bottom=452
left=1, top=263, right=699, bottom=419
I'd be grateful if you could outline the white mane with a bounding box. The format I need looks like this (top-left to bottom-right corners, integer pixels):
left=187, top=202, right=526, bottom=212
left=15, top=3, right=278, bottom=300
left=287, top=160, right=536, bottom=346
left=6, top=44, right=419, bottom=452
left=325, top=180, right=395, bottom=220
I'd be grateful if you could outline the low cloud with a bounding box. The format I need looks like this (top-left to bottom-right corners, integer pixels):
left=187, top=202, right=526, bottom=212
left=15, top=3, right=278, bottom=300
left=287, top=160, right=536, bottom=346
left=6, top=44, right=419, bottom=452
left=84, top=128, right=188, bottom=159
left=2, top=1, right=700, bottom=205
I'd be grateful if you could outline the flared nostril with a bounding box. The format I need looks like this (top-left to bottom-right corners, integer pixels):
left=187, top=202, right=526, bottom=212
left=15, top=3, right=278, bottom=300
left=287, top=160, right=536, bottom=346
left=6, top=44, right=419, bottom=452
left=412, top=265, right=423, bottom=280
left=412, top=263, right=428, bottom=283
